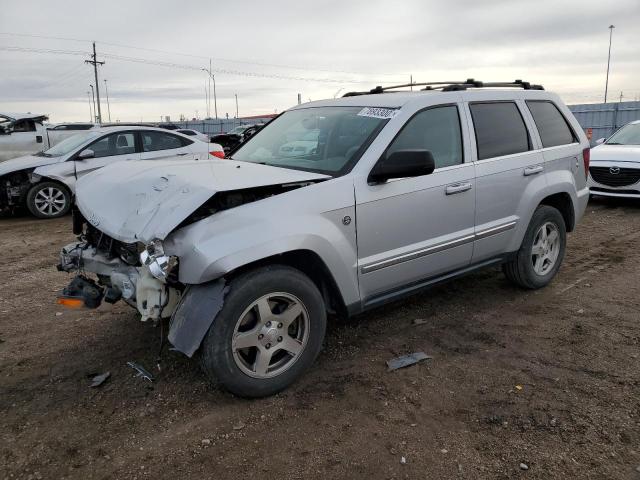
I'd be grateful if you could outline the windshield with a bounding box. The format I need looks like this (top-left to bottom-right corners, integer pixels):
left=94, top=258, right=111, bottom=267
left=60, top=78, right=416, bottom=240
left=230, top=106, right=390, bottom=175
left=41, top=131, right=101, bottom=157
left=606, top=123, right=640, bottom=145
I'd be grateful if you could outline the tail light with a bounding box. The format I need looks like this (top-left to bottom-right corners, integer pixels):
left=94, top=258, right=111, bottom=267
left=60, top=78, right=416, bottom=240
left=582, top=148, right=590, bottom=179
left=210, top=150, right=225, bottom=159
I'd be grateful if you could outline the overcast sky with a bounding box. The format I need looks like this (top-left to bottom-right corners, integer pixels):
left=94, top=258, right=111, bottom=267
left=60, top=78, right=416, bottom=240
left=1, top=0, right=638, bottom=122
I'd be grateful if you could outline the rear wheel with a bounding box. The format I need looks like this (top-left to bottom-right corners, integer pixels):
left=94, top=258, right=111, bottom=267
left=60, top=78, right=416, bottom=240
left=199, top=265, right=326, bottom=398
left=503, top=205, right=566, bottom=289
left=26, top=181, right=72, bottom=219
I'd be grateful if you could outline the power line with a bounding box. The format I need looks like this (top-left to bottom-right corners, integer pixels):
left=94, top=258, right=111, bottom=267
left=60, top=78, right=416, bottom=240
left=0, top=31, right=405, bottom=77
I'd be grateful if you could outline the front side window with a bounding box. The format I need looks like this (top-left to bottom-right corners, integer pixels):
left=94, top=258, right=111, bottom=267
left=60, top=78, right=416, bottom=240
left=470, top=102, right=531, bottom=160
left=142, top=131, right=189, bottom=152
left=385, top=105, right=463, bottom=169
left=231, top=107, right=389, bottom=175
left=606, top=123, right=640, bottom=145
left=88, top=132, right=136, bottom=158
left=41, top=131, right=101, bottom=157
left=12, top=119, right=36, bottom=132
left=526, top=101, right=576, bottom=148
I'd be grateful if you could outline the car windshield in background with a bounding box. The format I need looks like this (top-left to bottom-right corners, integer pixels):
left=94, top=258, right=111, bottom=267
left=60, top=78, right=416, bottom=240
left=606, top=123, right=640, bottom=145
left=41, top=131, right=101, bottom=157
left=230, top=106, right=391, bottom=175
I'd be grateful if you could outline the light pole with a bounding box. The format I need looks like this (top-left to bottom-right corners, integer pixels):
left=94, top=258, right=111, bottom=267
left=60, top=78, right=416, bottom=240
left=235, top=93, right=239, bottom=119
left=604, top=25, right=615, bottom=103
left=89, top=84, right=97, bottom=123
left=87, top=91, right=93, bottom=122
left=104, top=79, right=112, bottom=122
left=201, top=67, right=218, bottom=119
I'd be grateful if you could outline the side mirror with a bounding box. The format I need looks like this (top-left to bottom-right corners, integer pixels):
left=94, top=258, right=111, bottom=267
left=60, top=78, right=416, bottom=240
left=77, top=149, right=95, bottom=160
left=595, top=138, right=606, bottom=145
left=368, top=150, right=436, bottom=184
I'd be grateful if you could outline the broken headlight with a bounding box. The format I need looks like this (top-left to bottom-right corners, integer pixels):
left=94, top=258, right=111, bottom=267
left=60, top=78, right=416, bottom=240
left=139, top=239, right=177, bottom=282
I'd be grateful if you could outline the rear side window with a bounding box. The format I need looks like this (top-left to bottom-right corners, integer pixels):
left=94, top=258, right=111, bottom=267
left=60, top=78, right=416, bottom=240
left=470, top=102, right=531, bottom=160
left=141, top=131, right=191, bottom=152
left=526, top=101, right=577, bottom=147
left=386, top=105, right=463, bottom=169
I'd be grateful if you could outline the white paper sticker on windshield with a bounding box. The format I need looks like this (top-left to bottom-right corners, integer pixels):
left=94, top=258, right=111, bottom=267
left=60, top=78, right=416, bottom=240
left=357, top=107, right=399, bottom=119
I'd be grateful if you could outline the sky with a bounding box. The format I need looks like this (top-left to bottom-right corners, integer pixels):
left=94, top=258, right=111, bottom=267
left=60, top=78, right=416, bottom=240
left=0, top=0, right=639, bottom=123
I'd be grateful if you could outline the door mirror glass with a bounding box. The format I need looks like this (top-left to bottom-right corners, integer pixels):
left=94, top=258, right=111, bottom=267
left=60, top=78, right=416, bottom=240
left=368, top=150, right=435, bottom=184
left=77, top=149, right=95, bottom=160
left=595, top=137, right=606, bottom=145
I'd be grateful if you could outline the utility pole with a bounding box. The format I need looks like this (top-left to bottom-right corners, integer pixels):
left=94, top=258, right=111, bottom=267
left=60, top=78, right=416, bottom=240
left=89, top=84, right=96, bottom=123
left=619, top=91, right=624, bottom=103
left=85, top=42, right=105, bottom=122
left=87, top=91, right=93, bottom=122
left=103, top=79, right=112, bottom=122
left=604, top=25, right=615, bottom=103
left=235, top=93, right=239, bottom=119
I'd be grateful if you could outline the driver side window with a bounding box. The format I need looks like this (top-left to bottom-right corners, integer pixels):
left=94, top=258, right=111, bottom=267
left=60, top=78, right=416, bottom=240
left=88, top=132, right=136, bottom=159
left=386, top=105, right=463, bottom=169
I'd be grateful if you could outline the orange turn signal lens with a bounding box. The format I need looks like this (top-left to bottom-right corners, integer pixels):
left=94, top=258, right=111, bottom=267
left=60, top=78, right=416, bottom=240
left=56, top=296, right=85, bottom=309
left=210, top=151, right=225, bottom=159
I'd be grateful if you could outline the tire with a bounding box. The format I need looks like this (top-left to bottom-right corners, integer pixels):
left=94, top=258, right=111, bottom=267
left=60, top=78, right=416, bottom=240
left=199, top=265, right=327, bottom=398
left=502, top=205, right=566, bottom=289
left=26, top=181, right=72, bottom=219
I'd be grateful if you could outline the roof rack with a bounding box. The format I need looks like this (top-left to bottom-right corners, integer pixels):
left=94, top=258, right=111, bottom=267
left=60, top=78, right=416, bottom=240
left=343, top=79, right=544, bottom=97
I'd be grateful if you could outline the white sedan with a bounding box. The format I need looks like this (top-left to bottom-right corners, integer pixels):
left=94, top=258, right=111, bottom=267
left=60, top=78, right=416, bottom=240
left=588, top=120, right=640, bottom=198
left=0, top=126, right=224, bottom=219
left=176, top=128, right=210, bottom=143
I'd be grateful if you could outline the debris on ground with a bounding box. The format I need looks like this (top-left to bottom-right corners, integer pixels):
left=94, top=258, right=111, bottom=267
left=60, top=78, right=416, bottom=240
left=515, top=385, right=523, bottom=391
left=400, top=456, right=407, bottom=464
left=520, top=463, right=529, bottom=470
left=89, top=371, right=111, bottom=388
left=232, top=421, right=246, bottom=431
left=386, top=352, right=432, bottom=371
left=201, top=439, right=211, bottom=446
left=127, top=361, right=154, bottom=382
left=412, top=318, right=428, bottom=325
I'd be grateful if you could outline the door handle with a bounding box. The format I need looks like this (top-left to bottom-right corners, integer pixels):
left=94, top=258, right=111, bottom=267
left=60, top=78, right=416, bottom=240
left=445, top=182, right=473, bottom=195
left=523, top=165, right=544, bottom=176
left=176, top=153, right=188, bottom=156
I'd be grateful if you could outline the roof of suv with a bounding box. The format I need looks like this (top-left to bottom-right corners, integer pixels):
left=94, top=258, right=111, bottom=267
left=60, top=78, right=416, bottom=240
left=292, top=80, right=558, bottom=110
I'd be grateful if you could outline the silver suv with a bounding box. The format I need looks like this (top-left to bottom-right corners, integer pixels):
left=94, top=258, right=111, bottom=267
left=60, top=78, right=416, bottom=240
left=57, top=80, right=590, bottom=397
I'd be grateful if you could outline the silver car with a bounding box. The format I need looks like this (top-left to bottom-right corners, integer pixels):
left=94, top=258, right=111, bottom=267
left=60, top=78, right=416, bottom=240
left=0, top=126, right=224, bottom=219
left=57, top=80, right=590, bottom=397
left=588, top=120, right=640, bottom=198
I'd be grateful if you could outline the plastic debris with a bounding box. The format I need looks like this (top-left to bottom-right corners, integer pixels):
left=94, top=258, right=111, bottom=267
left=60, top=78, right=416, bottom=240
left=89, top=371, right=111, bottom=388
left=520, top=463, right=529, bottom=470
left=127, top=361, right=154, bottom=382
left=400, top=456, right=407, bottom=464
left=412, top=318, right=428, bottom=325
left=515, top=385, right=523, bottom=391
left=386, top=352, right=432, bottom=371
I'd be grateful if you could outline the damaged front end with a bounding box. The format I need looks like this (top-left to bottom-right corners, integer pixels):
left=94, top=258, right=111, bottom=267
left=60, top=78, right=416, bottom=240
left=0, top=169, right=37, bottom=211
left=57, top=209, right=182, bottom=323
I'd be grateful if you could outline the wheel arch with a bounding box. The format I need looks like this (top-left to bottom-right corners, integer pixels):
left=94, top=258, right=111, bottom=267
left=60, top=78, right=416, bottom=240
left=224, top=249, right=349, bottom=318
left=538, top=191, right=575, bottom=232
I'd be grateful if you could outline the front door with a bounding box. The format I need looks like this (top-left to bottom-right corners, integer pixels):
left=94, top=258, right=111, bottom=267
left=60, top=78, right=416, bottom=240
left=355, top=104, right=476, bottom=305
left=74, top=131, right=140, bottom=178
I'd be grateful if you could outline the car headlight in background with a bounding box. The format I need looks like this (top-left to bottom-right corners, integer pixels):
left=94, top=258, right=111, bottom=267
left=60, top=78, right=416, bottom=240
left=139, top=239, right=177, bottom=281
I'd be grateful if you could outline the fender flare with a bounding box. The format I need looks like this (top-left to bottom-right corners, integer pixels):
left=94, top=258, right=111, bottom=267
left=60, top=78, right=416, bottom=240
left=168, top=279, right=228, bottom=357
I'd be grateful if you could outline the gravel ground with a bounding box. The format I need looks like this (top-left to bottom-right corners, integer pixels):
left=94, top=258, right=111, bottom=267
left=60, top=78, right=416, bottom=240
left=1, top=197, right=639, bottom=479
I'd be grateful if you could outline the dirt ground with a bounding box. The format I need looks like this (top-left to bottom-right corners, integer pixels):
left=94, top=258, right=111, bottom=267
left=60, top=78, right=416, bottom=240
left=1, top=198, right=639, bottom=480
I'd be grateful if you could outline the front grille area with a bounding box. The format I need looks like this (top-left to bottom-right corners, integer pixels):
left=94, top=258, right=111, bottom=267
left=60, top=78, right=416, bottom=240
left=589, top=166, right=640, bottom=187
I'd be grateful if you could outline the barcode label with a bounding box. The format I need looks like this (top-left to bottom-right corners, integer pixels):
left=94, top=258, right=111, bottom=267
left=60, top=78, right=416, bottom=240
left=357, top=107, right=399, bottom=119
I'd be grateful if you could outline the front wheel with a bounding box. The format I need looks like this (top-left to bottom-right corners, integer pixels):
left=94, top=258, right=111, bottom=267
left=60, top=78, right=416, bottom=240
left=503, top=205, right=567, bottom=289
left=26, top=181, right=72, bottom=219
left=199, top=265, right=326, bottom=398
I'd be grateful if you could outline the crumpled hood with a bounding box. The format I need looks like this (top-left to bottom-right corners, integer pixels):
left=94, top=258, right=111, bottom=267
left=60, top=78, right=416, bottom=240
left=591, top=144, right=640, bottom=164
left=0, top=154, right=62, bottom=176
left=75, top=158, right=329, bottom=244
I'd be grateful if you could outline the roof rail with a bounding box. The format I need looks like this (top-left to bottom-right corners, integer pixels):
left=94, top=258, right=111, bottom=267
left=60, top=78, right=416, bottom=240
left=343, top=79, right=544, bottom=97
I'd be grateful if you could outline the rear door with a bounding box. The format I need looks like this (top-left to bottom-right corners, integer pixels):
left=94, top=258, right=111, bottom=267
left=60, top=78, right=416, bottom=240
left=465, top=100, right=546, bottom=262
left=356, top=103, right=476, bottom=303
left=138, top=130, right=196, bottom=161
left=74, top=131, right=140, bottom=178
